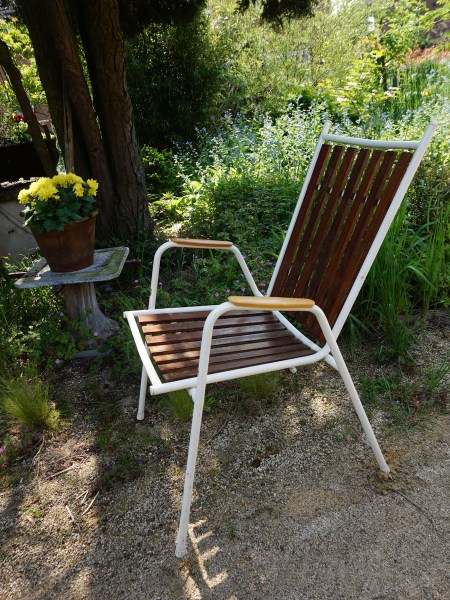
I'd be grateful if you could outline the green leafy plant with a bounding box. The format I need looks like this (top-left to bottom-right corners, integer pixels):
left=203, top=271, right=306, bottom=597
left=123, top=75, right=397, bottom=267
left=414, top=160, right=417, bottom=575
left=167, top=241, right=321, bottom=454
left=0, top=17, right=45, bottom=145
left=140, top=145, right=181, bottom=201
left=18, top=173, right=98, bottom=233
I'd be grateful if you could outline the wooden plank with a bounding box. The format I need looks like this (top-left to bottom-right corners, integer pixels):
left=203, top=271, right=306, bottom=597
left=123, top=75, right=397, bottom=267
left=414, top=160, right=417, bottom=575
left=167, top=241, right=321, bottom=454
left=170, top=237, right=233, bottom=248
left=323, top=150, right=413, bottom=332
left=291, top=146, right=358, bottom=300
left=146, top=322, right=287, bottom=346
left=142, top=313, right=278, bottom=334
left=161, top=346, right=314, bottom=382
left=138, top=309, right=269, bottom=324
left=304, top=148, right=371, bottom=303
left=152, top=335, right=304, bottom=364
left=272, top=144, right=332, bottom=296
left=280, top=145, right=344, bottom=299
left=147, top=330, right=296, bottom=354
left=228, top=296, right=314, bottom=310
left=157, top=342, right=311, bottom=372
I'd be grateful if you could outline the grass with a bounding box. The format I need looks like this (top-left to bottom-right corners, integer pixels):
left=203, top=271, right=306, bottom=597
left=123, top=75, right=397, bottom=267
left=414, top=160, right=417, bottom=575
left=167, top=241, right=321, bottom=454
left=0, top=377, right=60, bottom=431
left=238, top=373, right=279, bottom=400
left=424, top=354, right=450, bottom=395
left=162, top=390, right=193, bottom=421
left=358, top=355, right=449, bottom=427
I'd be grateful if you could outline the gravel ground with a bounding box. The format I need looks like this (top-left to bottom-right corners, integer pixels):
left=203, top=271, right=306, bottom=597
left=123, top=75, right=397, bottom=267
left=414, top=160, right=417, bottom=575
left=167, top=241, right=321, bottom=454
left=1, top=319, right=449, bottom=600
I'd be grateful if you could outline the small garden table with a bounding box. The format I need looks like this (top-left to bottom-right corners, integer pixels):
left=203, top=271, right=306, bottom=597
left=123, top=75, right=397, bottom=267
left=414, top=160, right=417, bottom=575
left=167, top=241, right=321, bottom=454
left=14, top=246, right=129, bottom=353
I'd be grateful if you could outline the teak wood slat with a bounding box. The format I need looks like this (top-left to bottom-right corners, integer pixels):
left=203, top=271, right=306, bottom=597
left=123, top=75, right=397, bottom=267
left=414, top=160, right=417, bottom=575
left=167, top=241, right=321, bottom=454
left=140, top=308, right=314, bottom=382
left=147, top=330, right=295, bottom=355
left=272, top=144, right=414, bottom=342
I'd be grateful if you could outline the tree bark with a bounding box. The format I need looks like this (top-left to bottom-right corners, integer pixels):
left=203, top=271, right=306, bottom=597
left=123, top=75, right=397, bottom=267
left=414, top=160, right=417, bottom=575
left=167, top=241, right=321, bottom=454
left=79, top=0, right=152, bottom=237
left=42, top=0, right=119, bottom=238
left=17, top=0, right=152, bottom=240
left=0, top=38, right=55, bottom=176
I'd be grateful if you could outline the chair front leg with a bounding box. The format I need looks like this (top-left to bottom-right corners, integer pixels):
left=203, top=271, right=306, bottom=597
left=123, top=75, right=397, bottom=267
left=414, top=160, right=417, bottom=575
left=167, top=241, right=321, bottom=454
left=137, top=366, right=148, bottom=421
left=175, top=302, right=233, bottom=558
left=175, top=377, right=208, bottom=558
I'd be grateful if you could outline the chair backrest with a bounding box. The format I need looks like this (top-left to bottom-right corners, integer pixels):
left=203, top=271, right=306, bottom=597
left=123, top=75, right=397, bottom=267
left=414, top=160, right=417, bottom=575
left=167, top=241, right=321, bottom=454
left=269, top=121, right=436, bottom=343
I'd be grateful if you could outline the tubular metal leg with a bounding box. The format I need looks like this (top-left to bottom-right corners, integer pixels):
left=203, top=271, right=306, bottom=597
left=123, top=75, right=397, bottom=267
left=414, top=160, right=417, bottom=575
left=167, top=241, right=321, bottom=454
left=175, top=384, right=206, bottom=558
left=137, top=366, right=148, bottom=420
left=312, top=306, right=390, bottom=473
left=336, top=355, right=390, bottom=473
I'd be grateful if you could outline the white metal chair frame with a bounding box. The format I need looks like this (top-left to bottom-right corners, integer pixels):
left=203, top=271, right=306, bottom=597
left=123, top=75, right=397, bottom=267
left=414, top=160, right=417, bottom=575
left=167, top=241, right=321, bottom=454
left=124, top=121, right=436, bottom=558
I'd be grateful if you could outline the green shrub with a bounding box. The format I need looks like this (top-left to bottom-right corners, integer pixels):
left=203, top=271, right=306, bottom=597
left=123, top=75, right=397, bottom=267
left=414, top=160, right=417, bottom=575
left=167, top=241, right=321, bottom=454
left=127, top=11, right=225, bottom=147
left=140, top=146, right=181, bottom=200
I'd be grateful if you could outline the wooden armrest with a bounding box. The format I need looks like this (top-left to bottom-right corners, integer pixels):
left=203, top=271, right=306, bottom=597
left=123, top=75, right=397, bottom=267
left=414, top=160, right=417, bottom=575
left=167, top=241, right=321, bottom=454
left=228, top=296, right=315, bottom=310
left=170, top=237, right=233, bottom=249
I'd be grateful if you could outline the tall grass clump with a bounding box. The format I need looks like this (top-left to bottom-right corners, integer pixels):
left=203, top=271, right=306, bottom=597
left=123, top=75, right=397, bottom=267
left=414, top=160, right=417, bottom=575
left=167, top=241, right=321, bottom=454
left=0, top=377, right=60, bottom=430
left=358, top=203, right=422, bottom=361
left=239, top=373, right=279, bottom=400
left=385, top=60, right=450, bottom=122
left=162, top=390, right=193, bottom=421
left=345, top=95, right=449, bottom=355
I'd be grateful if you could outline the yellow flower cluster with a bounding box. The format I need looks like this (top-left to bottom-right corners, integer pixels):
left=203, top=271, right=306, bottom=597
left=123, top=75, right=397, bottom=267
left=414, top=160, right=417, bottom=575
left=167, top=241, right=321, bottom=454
left=18, top=173, right=99, bottom=206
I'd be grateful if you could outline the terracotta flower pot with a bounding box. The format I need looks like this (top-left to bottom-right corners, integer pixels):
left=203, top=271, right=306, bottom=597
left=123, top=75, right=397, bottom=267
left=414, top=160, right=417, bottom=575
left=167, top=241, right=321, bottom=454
left=31, top=212, right=97, bottom=273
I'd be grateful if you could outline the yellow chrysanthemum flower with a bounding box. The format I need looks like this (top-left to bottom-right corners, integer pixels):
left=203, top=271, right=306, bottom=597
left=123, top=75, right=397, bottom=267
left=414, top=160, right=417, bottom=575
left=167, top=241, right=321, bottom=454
left=37, top=183, right=59, bottom=201
left=18, top=189, right=30, bottom=205
left=29, top=178, right=51, bottom=196
left=51, top=173, right=70, bottom=186
left=73, top=182, right=85, bottom=197
left=66, top=173, right=83, bottom=185
left=87, top=179, right=98, bottom=196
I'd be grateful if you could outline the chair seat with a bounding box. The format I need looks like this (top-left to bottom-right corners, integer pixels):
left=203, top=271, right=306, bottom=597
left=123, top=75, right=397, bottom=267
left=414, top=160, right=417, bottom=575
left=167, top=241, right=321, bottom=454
left=139, top=309, right=315, bottom=383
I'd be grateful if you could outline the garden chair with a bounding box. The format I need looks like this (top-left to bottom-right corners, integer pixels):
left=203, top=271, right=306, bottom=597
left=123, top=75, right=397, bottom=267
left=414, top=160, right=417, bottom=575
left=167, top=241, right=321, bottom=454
left=124, top=121, right=436, bottom=558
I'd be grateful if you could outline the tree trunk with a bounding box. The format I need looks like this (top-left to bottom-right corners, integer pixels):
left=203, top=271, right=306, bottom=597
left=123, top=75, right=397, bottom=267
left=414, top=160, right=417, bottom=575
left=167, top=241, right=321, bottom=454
left=42, top=0, right=119, bottom=238
left=17, top=0, right=152, bottom=240
left=79, top=0, right=152, bottom=237
left=0, top=38, right=55, bottom=177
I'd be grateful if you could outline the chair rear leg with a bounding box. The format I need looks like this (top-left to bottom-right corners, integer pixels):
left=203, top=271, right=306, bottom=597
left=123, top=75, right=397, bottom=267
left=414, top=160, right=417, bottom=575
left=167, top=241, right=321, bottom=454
left=312, top=307, right=390, bottom=473
left=334, top=349, right=390, bottom=473
left=175, top=384, right=206, bottom=558
left=137, top=366, right=148, bottom=420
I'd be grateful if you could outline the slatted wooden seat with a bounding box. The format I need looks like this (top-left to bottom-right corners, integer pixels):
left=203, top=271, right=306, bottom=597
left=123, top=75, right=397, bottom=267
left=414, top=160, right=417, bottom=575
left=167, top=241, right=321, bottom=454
left=139, top=309, right=314, bottom=382
left=124, top=121, right=436, bottom=558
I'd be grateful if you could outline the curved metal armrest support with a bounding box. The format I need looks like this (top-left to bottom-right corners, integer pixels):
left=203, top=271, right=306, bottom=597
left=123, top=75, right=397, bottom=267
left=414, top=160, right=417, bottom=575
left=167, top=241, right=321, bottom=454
left=226, top=295, right=335, bottom=362
left=148, top=239, right=260, bottom=309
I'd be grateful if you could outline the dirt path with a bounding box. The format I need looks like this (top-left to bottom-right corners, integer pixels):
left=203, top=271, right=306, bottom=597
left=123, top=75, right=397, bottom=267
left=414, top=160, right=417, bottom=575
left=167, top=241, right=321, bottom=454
left=1, top=322, right=449, bottom=599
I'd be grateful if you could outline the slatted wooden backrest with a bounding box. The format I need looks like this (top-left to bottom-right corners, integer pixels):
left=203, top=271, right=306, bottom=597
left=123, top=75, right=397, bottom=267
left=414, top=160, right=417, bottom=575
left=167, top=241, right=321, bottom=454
left=270, top=123, right=435, bottom=343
